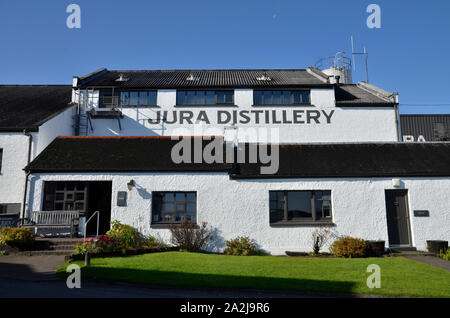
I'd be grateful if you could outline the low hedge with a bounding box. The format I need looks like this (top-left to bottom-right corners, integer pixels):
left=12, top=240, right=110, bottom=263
left=330, top=236, right=368, bottom=258
left=0, top=227, right=35, bottom=251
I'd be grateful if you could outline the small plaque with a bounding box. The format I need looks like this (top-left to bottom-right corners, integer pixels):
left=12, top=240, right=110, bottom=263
left=414, top=210, right=429, bottom=217
left=117, top=191, right=127, bottom=207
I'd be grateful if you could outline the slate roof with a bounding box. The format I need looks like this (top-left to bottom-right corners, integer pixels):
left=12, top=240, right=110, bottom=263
left=0, top=85, right=73, bottom=132
left=335, top=84, right=395, bottom=106
left=234, top=142, right=450, bottom=178
left=76, top=68, right=329, bottom=89
left=25, top=137, right=450, bottom=178
left=25, top=136, right=231, bottom=173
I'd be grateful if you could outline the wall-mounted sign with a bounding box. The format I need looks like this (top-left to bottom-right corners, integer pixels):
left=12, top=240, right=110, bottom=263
left=414, top=210, right=430, bottom=217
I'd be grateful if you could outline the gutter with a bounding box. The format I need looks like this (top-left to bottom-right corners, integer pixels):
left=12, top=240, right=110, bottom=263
left=21, top=130, right=33, bottom=219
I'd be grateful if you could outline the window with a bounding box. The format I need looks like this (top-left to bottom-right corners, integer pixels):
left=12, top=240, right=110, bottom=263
left=152, top=192, right=196, bottom=224
left=120, top=91, right=157, bottom=106
left=176, top=90, right=234, bottom=105
left=42, top=182, right=88, bottom=213
left=253, top=90, right=310, bottom=105
left=0, top=203, right=21, bottom=215
left=269, top=190, right=332, bottom=225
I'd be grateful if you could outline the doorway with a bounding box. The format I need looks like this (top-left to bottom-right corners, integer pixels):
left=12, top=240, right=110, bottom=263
left=86, top=182, right=112, bottom=236
left=384, top=190, right=412, bottom=247
left=42, top=181, right=112, bottom=236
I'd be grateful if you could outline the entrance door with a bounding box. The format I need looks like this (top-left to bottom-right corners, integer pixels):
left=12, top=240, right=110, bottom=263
left=385, top=190, right=412, bottom=246
left=86, top=182, right=112, bottom=236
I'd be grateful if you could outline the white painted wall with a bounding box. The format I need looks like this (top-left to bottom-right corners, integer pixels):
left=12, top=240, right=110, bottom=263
left=82, top=89, right=398, bottom=143
left=0, top=133, right=30, bottom=206
left=28, top=173, right=450, bottom=254
left=34, top=107, right=75, bottom=154
left=0, top=106, right=75, bottom=210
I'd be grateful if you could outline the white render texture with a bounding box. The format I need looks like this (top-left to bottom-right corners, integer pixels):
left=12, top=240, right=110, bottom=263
left=81, top=88, right=398, bottom=143
left=0, top=107, right=74, bottom=208
left=29, top=173, right=450, bottom=254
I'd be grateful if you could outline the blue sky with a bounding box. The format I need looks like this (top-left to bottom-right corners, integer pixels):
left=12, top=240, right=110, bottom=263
left=0, top=0, right=449, bottom=114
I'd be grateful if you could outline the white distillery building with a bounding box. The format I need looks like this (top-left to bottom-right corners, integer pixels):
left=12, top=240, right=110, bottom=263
left=2, top=68, right=450, bottom=254
left=0, top=85, right=74, bottom=225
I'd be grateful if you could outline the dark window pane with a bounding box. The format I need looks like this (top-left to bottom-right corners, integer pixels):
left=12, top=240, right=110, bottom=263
left=283, top=91, right=291, bottom=104
left=206, top=91, right=215, bottom=104
left=164, top=193, right=174, bottom=202
left=287, top=191, right=312, bottom=220
left=187, top=203, right=195, bottom=212
left=130, top=92, right=138, bottom=105
left=120, top=92, right=129, bottom=106
left=293, top=91, right=301, bottom=104
left=263, top=91, right=273, bottom=105
left=300, top=91, right=310, bottom=103
left=269, top=191, right=284, bottom=223
left=196, top=91, right=205, bottom=104
left=177, top=91, right=185, bottom=105
left=176, top=213, right=185, bottom=221
left=315, top=191, right=331, bottom=219
left=225, top=91, right=233, bottom=104
left=216, top=91, right=225, bottom=104
left=175, top=193, right=185, bottom=202
left=187, top=91, right=196, bottom=105
left=254, top=90, right=262, bottom=105
left=186, top=193, right=196, bottom=201
left=164, top=203, right=174, bottom=212
left=148, top=91, right=157, bottom=105
left=273, top=91, right=282, bottom=104
left=139, top=92, right=148, bottom=105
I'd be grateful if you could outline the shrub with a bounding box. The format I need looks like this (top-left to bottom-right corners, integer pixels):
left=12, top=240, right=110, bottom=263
left=439, top=249, right=450, bottom=261
left=74, top=240, right=97, bottom=255
left=224, top=236, right=260, bottom=256
left=94, top=235, right=120, bottom=253
left=0, top=227, right=35, bottom=250
left=106, top=220, right=147, bottom=249
left=169, top=220, right=212, bottom=252
left=311, top=227, right=332, bottom=255
left=330, top=236, right=368, bottom=258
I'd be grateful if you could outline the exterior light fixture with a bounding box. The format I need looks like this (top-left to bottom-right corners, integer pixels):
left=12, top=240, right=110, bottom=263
left=127, top=179, right=135, bottom=191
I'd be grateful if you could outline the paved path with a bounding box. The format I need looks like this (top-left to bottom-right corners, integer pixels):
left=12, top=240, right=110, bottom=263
left=404, top=255, right=450, bottom=272
left=0, top=255, right=381, bottom=298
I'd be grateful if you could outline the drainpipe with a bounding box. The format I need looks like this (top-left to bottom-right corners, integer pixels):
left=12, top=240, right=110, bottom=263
left=21, top=130, right=33, bottom=219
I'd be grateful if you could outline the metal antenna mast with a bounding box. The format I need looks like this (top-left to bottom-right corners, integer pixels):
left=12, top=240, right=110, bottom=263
left=351, top=35, right=369, bottom=83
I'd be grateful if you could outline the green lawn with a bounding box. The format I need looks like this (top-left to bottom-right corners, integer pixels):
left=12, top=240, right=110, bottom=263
left=58, top=252, right=450, bottom=297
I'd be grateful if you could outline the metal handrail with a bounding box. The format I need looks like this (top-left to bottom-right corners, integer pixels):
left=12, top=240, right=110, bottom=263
left=84, top=210, right=100, bottom=239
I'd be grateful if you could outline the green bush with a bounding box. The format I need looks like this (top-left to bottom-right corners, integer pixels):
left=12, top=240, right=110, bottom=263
left=0, top=227, right=35, bottom=250
left=224, top=236, right=261, bottom=256
left=330, top=236, right=368, bottom=258
left=106, top=220, right=148, bottom=249
left=439, top=249, right=450, bottom=261
left=74, top=240, right=97, bottom=255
